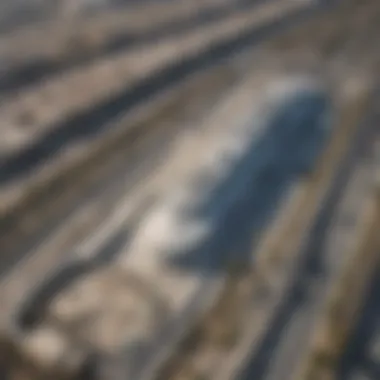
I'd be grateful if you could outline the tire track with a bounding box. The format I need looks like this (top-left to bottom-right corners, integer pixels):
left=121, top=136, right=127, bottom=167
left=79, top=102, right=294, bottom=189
left=0, top=62, right=241, bottom=276
left=0, top=0, right=312, bottom=187
left=0, top=0, right=318, bottom=241
left=0, top=72, right=330, bottom=380
left=0, top=0, right=264, bottom=95
left=154, top=76, right=373, bottom=380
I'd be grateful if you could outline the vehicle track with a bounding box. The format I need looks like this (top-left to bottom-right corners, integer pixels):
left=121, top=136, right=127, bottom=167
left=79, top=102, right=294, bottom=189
left=0, top=72, right=331, bottom=380
left=226, top=0, right=380, bottom=377
left=294, top=156, right=380, bottom=380
left=1, top=1, right=380, bottom=379
left=240, top=89, right=380, bottom=380
left=0, top=61, right=243, bottom=276
left=0, top=0, right=265, bottom=95
left=0, top=0, right=319, bottom=262
left=137, top=1, right=380, bottom=379
left=336, top=272, right=380, bottom=380
left=0, top=0, right=312, bottom=183
left=153, top=75, right=374, bottom=380
left=0, top=0, right=197, bottom=34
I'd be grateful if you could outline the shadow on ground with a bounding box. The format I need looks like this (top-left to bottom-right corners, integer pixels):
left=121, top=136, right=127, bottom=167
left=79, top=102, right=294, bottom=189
left=166, top=85, right=377, bottom=380
left=167, top=89, right=331, bottom=275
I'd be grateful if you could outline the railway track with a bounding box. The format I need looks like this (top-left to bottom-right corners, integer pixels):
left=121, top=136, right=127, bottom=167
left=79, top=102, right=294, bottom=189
left=1, top=0, right=380, bottom=379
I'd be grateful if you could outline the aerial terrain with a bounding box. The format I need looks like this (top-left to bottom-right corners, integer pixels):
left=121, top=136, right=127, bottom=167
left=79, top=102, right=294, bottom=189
left=0, top=0, right=379, bottom=379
